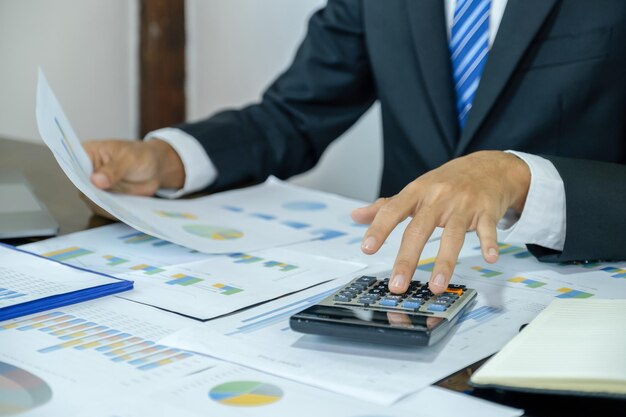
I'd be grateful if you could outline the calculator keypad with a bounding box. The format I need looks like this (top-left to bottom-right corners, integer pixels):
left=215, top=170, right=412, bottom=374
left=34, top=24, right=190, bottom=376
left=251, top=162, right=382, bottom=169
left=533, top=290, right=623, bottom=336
left=331, top=275, right=469, bottom=316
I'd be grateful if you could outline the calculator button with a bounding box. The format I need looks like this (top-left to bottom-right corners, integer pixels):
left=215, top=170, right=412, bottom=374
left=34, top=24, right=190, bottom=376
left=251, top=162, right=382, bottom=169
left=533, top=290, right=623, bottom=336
left=447, top=284, right=466, bottom=289
left=444, top=287, right=463, bottom=296
left=416, top=291, right=433, bottom=300
left=357, top=296, right=376, bottom=304
left=356, top=276, right=377, bottom=286
left=427, top=304, right=447, bottom=312
left=379, top=298, right=400, bottom=307
left=349, top=284, right=367, bottom=292
left=402, top=300, right=422, bottom=309
left=364, top=293, right=381, bottom=300
left=334, top=295, right=352, bottom=302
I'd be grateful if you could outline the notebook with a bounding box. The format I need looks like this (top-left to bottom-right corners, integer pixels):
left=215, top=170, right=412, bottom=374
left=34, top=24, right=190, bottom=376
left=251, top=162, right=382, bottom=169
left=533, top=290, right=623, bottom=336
left=0, top=171, right=58, bottom=239
left=470, top=298, right=626, bottom=398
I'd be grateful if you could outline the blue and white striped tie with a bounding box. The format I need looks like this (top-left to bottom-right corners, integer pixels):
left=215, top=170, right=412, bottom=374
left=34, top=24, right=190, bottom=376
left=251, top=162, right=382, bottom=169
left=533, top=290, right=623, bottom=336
left=450, top=0, right=491, bottom=129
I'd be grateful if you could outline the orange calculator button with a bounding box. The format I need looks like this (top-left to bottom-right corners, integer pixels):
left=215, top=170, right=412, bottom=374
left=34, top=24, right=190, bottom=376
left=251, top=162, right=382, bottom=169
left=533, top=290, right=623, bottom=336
left=445, top=287, right=463, bottom=296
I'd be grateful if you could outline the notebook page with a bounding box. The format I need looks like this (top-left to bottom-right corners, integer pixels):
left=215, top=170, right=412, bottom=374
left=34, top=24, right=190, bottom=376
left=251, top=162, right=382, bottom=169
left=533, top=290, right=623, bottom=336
left=472, top=299, right=626, bottom=389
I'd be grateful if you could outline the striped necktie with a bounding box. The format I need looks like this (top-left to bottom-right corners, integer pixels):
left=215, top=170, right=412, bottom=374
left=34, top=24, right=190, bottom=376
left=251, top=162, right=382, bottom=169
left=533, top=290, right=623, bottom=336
left=450, top=0, right=491, bottom=129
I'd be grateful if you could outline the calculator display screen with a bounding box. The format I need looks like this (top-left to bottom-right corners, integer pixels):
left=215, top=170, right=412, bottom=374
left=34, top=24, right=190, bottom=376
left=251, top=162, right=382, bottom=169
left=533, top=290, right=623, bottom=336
left=297, top=305, right=445, bottom=332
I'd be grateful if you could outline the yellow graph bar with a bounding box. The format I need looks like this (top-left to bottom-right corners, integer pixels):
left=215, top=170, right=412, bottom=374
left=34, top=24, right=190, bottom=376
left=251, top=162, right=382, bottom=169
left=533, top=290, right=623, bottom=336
left=42, top=246, right=80, bottom=257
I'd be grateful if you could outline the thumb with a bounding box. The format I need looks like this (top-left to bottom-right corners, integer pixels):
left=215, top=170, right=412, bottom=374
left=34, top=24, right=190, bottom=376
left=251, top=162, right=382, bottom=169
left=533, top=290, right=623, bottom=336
left=85, top=140, right=134, bottom=191
left=90, top=154, right=132, bottom=190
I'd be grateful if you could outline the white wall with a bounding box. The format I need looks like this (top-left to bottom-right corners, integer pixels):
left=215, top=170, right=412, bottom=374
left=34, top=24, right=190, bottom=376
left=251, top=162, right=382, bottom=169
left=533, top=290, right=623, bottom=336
left=0, top=0, right=382, bottom=201
left=0, top=0, right=137, bottom=143
left=186, top=0, right=382, bottom=202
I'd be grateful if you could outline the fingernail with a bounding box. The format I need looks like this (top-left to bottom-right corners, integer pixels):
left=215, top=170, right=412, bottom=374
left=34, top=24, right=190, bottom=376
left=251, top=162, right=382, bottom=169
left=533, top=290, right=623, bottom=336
left=361, top=236, right=377, bottom=252
left=389, top=274, right=407, bottom=291
left=488, top=247, right=498, bottom=257
left=432, top=273, right=446, bottom=292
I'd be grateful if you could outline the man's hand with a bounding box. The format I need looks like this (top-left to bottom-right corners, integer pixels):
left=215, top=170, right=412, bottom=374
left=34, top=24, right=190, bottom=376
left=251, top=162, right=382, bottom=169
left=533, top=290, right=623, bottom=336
left=83, top=139, right=185, bottom=195
left=351, top=151, right=530, bottom=295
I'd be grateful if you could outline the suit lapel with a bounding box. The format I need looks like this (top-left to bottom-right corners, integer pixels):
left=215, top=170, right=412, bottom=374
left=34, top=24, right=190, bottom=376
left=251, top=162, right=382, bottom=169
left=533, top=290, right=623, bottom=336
left=455, top=0, right=558, bottom=156
left=407, top=0, right=459, bottom=152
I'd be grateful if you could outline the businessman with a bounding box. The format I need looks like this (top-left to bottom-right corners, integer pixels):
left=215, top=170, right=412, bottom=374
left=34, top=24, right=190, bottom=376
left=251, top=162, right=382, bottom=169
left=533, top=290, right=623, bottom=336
left=84, top=0, right=626, bottom=295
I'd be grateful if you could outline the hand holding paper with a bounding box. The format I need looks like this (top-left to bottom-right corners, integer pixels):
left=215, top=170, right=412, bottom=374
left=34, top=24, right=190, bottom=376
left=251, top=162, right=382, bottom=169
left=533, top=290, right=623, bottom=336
left=36, top=70, right=311, bottom=254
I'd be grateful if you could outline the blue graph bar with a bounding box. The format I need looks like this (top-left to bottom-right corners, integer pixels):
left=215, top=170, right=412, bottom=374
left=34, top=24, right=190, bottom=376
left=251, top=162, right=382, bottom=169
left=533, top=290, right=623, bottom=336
left=282, top=220, right=310, bottom=229
left=459, top=306, right=501, bottom=323
left=222, top=205, right=244, bottom=212
left=0, top=291, right=25, bottom=300
left=250, top=213, right=276, bottom=221
left=311, top=229, right=348, bottom=241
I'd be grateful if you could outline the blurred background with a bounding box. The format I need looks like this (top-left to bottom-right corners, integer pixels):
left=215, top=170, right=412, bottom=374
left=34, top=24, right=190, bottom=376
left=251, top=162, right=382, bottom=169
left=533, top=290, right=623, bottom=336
left=0, top=0, right=382, bottom=202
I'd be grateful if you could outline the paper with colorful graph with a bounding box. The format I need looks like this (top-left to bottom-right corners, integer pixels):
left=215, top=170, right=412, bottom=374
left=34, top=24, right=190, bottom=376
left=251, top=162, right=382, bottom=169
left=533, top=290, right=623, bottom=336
left=36, top=69, right=313, bottom=254
left=21, top=223, right=365, bottom=319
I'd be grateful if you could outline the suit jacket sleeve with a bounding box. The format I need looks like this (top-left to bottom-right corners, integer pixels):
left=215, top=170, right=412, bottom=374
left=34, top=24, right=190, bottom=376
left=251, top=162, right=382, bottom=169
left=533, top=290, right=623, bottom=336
left=528, top=156, right=626, bottom=263
left=176, top=0, right=375, bottom=192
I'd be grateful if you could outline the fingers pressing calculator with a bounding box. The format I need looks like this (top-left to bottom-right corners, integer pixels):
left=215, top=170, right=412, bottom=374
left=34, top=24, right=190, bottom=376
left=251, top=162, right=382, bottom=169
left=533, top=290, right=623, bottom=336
left=290, top=275, right=477, bottom=346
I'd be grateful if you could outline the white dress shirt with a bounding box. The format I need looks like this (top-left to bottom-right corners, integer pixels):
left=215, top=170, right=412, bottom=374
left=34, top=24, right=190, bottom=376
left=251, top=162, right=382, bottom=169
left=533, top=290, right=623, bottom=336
left=146, top=0, right=567, bottom=251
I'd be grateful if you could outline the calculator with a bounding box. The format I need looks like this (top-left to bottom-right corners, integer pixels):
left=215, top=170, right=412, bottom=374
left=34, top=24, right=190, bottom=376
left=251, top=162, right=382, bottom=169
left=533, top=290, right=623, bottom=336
left=290, top=275, right=477, bottom=346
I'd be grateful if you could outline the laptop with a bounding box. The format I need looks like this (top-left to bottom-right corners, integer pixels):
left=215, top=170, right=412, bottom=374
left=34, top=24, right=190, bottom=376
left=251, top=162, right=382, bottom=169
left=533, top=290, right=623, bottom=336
left=0, top=171, right=59, bottom=239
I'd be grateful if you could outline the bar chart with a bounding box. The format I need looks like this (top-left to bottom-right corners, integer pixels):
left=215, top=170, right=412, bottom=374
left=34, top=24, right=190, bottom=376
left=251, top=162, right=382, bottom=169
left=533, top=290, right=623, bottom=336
left=0, top=310, right=197, bottom=373
left=42, top=246, right=93, bottom=262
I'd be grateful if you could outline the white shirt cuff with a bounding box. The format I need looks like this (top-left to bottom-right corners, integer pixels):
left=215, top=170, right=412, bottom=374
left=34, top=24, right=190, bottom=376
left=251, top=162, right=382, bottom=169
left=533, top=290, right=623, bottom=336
left=496, top=151, right=566, bottom=251
left=144, top=127, right=218, bottom=198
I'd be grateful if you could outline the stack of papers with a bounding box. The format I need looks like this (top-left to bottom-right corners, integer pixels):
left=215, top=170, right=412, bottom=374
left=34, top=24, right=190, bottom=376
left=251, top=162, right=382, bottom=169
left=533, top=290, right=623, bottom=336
left=22, top=227, right=365, bottom=320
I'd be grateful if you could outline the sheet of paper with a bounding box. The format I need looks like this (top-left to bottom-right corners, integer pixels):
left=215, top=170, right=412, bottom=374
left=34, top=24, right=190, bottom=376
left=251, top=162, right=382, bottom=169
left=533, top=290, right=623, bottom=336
left=161, top=234, right=626, bottom=405
left=79, top=365, right=523, bottom=417
left=160, top=271, right=515, bottom=405
left=0, top=292, right=522, bottom=417
left=450, top=238, right=626, bottom=303
left=20, top=223, right=213, bottom=276
left=0, top=357, right=110, bottom=417
left=0, top=244, right=124, bottom=309
left=203, top=177, right=443, bottom=264
left=117, top=248, right=364, bottom=319
left=36, top=70, right=312, bottom=254
left=0, top=297, right=217, bottom=414
left=21, top=224, right=365, bottom=319
left=397, top=386, right=523, bottom=417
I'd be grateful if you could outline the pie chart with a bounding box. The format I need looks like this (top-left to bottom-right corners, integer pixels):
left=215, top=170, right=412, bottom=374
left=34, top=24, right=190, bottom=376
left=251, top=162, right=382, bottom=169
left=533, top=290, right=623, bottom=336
left=209, top=381, right=283, bottom=407
left=182, top=225, right=243, bottom=240
left=0, top=361, right=52, bottom=415
left=282, top=201, right=327, bottom=211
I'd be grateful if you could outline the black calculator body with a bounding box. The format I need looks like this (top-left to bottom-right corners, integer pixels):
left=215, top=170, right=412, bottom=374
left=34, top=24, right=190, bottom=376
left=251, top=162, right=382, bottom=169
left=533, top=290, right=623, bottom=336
left=290, top=275, right=477, bottom=346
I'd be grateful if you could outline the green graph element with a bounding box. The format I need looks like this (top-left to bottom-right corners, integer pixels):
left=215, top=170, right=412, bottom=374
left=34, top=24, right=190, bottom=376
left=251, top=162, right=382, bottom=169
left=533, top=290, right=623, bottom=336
left=209, top=381, right=283, bottom=407
left=183, top=225, right=244, bottom=240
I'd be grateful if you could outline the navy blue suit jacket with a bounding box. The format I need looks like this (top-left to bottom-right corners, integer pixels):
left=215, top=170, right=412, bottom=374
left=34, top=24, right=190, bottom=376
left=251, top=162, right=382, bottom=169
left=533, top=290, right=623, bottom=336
left=178, top=0, right=626, bottom=262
